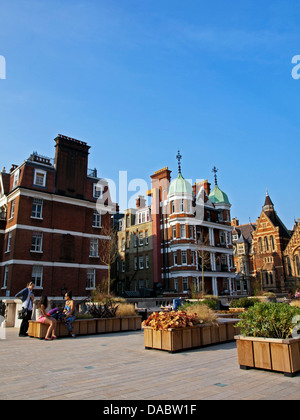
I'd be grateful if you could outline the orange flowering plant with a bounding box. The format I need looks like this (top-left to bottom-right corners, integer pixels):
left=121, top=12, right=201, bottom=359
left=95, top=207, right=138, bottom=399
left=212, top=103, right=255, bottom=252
left=142, top=311, right=200, bottom=330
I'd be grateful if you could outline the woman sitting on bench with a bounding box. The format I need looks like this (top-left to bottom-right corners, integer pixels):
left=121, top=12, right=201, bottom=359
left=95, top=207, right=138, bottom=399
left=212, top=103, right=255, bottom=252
left=38, top=296, right=58, bottom=341
left=59, top=291, right=76, bottom=338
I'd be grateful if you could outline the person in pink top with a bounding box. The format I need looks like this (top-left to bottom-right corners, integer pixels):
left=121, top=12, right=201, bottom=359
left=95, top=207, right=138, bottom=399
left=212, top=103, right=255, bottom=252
left=38, top=296, right=57, bottom=341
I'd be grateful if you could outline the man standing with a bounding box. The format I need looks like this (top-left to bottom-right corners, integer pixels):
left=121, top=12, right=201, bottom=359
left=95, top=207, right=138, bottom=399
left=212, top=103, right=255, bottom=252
left=16, top=282, right=35, bottom=337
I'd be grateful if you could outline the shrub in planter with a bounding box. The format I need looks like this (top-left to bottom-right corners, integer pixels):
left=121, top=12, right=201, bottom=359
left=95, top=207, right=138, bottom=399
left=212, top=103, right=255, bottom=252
left=230, top=297, right=259, bottom=309
left=182, top=297, right=218, bottom=311
left=116, top=304, right=137, bottom=317
left=88, top=300, right=119, bottom=319
left=182, top=304, right=218, bottom=325
left=235, top=302, right=300, bottom=376
left=236, top=302, right=300, bottom=339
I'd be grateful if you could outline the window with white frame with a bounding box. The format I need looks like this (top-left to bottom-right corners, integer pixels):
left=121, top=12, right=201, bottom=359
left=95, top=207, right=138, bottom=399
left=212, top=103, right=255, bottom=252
left=145, top=230, right=149, bottom=245
left=189, top=225, right=194, bottom=239
left=89, top=238, right=99, bottom=257
left=13, top=169, right=20, bottom=189
left=182, top=250, right=187, bottom=265
left=6, top=232, right=12, bottom=252
left=146, top=254, right=149, bottom=269
left=31, top=198, right=43, bottom=219
left=171, top=201, right=175, bottom=213
left=86, top=268, right=96, bottom=289
left=93, top=183, right=104, bottom=199
left=183, top=277, right=189, bottom=291
left=92, top=210, right=101, bottom=228
left=34, top=169, right=47, bottom=187
left=3, top=266, right=8, bottom=289
left=134, top=256, right=138, bottom=270
left=220, top=231, right=226, bottom=245
left=191, top=251, right=195, bottom=266
left=139, top=256, right=144, bottom=270
left=172, top=226, right=176, bottom=239
left=139, top=232, right=143, bottom=246
left=121, top=260, right=125, bottom=272
left=139, top=279, right=144, bottom=289
left=9, top=200, right=15, bottom=219
left=180, top=199, right=184, bottom=213
left=32, top=266, right=43, bottom=288
left=174, top=278, right=179, bottom=291
left=180, top=225, right=186, bottom=238
left=31, top=232, right=43, bottom=252
left=173, top=251, right=178, bottom=266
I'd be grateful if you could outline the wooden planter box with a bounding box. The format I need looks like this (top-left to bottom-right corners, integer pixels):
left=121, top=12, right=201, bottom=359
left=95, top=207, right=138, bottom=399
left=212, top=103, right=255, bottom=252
left=28, top=316, right=142, bottom=339
left=235, top=335, right=300, bottom=377
left=144, top=319, right=240, bottom=353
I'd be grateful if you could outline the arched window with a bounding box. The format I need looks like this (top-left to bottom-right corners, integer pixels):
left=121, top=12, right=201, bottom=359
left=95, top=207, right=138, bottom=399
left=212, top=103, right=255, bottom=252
left=269, top=272, right=273, bottom=284
left=270, top=236, right=275, bottom=251
left=264, top=237, right=269, bottom=252
left=287, top=257, right=293, bottom=276
left=296, top=255, right=300, bottom=276
left=259, top=238, right=263, bottom=253
left=265, top=272, right=269, bottom=285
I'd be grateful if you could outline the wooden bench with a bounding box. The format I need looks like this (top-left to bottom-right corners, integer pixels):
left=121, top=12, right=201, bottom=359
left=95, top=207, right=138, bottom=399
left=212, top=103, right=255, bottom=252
left=28, top=316, right=142, bottom=339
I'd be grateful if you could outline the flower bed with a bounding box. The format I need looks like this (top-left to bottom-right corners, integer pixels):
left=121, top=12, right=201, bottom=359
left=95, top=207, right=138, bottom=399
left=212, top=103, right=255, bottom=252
left=142, top=311, right=240, bottom=353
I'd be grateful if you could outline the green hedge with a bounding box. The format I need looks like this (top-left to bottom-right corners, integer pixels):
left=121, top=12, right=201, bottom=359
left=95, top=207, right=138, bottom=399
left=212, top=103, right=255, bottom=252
left=236, top=302, right=300, bottom=339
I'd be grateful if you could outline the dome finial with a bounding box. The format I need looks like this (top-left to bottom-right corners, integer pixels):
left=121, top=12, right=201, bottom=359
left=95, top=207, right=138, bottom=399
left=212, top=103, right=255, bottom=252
left=212, top=165, right=218, bottom=186
left=176, top=150, right=182, bottom=175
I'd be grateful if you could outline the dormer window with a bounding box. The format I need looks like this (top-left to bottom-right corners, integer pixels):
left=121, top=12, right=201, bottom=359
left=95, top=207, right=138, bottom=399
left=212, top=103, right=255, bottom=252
left=93, top=183, right=104, bottom=199
left=34, top=169, right=47, bottom=187
left=13, top=169, right=20, bottom=189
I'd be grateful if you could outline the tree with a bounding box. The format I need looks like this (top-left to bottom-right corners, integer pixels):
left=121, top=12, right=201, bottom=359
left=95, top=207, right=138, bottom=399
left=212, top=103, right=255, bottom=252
left=98, top=222, right=119, bottom=296
left=195, top=228, right=211, bottom=297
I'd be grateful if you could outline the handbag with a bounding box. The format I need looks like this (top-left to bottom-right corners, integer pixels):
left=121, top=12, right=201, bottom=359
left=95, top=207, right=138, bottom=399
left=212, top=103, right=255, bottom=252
left=18, top=307, right=28, bottom=320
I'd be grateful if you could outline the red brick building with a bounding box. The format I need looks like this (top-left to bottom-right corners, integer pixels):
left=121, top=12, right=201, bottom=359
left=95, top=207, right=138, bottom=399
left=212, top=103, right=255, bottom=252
left=147, top=159, right=236, bottom=296
left=0, top=135, right=114, bottom=298
left=251, top=192, right=291, bottom=292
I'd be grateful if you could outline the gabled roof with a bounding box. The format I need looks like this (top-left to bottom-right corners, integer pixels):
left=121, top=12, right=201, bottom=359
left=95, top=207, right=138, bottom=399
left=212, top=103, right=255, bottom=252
left=233, top=223, right=256, bottom=243
left=263, top=210, right=291, bottom=239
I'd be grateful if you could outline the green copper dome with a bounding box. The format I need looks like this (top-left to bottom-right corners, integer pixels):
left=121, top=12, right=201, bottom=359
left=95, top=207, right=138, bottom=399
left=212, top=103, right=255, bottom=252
left=168, top=173, right=193, bottom=196
left=209, top=184, right=230, bottom=205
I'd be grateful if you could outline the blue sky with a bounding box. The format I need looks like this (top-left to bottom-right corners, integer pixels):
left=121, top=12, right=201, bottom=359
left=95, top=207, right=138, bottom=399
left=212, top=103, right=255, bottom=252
left=0, top=0, right=299, bottom=228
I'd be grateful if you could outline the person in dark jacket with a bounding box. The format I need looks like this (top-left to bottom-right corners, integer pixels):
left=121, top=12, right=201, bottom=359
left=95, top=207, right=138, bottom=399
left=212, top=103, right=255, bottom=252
left=16, top=281, right=35, bottom=337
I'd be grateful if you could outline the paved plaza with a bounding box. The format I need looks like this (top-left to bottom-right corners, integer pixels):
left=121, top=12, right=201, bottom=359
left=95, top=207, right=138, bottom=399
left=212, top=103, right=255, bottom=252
left=1, top=328, right=300, bottom=400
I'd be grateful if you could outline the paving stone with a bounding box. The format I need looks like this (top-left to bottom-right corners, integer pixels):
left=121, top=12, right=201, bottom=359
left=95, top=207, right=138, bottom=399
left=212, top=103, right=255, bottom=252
left=1, top=329, right=300, bottom=400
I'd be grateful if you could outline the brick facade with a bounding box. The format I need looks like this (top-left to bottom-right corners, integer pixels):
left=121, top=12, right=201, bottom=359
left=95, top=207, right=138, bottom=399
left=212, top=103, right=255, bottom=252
left=0, top=135, right=114, bottom=298
left=115, top=162, right=235, bottom=297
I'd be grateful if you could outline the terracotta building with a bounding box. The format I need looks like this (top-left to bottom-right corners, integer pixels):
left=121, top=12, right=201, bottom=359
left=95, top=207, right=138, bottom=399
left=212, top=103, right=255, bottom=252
left=0, top=134, right=114, bottom=299
left=284, top=220, right=300, bottom=290
left=116, top=154, right=236, bottom=297
left=248, top=192, right=291, bottom=293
